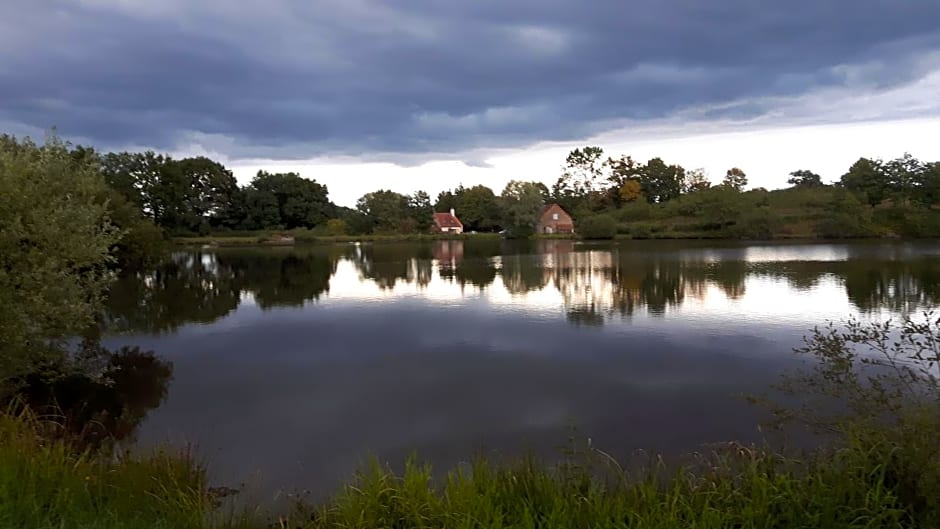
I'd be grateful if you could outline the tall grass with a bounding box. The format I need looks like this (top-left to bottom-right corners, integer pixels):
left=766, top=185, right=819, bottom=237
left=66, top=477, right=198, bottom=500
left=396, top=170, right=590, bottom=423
left=0, top=409, right=255, bottom=529
left=3, top=408, right=935, bottom=528
left=299, top=444, right=912, bottom=529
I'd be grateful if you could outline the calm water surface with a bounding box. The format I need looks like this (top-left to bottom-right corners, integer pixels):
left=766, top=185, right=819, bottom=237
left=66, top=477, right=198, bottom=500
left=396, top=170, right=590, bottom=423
left=103, top=239, right=940, bottom=499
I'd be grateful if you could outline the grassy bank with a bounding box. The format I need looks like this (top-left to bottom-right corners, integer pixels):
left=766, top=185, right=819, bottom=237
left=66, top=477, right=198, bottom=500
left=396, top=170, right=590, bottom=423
left=3, top=410, right=937, bottom=528
left=0, top=410, right=253, bottom=529
left=599, top=186, right=940, bottom=240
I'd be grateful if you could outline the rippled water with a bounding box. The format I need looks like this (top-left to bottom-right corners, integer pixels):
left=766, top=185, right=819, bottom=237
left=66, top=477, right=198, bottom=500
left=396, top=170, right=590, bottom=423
left=102, top=239, right=940, bottom=498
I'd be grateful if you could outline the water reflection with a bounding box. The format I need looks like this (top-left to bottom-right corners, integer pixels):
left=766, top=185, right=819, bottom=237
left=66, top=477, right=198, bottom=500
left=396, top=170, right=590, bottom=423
left=104, top=240, right=940, bottom=333
left=18, top=346, right=172, bottom=445
left=111, top=239, right=940, bottom=500
left=217, top=250, right=335, bottom=308
left=351, top=244, right=433, bottom=290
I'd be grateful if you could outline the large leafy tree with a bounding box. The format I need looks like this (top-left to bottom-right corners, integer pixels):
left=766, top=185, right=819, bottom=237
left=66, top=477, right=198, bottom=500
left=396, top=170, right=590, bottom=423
left=610, top=155, right=687, bottom=203
left=409, top=190, right=434, bottom=232
left=500, top=180, right=547, bottom=237
left=722, top=167, right=748, bottom=191
left=638, top=157, right=685, bottom=203
left=608, top=155, right=643, bottom=205
left=553, top=146, right=607, bottom=211
left=174, top=156, right=240, bottom=230
left=0, top=134, right=122, bottom=383
left=788, top=169, right=824, bottom=188
left=841, top=158, right=888, bottom=207
left=100, top=151, right=167, bottom=221
left=440, top=185, right=502, bottom=232
left=356, top=189, right=413, bottom=233
left=247, top=171, right=332, bottom=229
left=434, top=190, right=458, bottom=213
left=913, top=162, right=940, bottom=207
left=100, top=152, right=241, bottom=233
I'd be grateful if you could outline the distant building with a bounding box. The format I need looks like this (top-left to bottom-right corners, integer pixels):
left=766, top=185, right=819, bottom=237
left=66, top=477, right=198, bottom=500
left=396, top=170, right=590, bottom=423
left=536, top=204, right=574, bottom=234
left=433, top=209, right=464, bottom=234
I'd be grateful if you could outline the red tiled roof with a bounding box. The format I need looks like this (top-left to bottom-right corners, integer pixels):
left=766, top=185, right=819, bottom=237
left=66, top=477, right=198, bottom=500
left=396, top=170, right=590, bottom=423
left=538, top=203, right=571, bottom=221
left=433, top=212, right=462, bottom=228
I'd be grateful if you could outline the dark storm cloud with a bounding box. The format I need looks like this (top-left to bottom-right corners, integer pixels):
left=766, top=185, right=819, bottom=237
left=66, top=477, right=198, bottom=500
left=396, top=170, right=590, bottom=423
left=1, top=0, right=939, bottom=159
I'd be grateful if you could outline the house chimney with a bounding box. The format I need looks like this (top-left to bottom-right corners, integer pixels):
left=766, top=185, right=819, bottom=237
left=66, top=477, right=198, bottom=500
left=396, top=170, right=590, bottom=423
left=450, top=208, right=455, bottom=217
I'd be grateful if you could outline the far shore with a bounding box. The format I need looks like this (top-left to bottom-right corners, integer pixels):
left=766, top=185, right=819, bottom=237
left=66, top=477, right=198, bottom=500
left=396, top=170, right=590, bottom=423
left=171, top=231, right=919, bottom=247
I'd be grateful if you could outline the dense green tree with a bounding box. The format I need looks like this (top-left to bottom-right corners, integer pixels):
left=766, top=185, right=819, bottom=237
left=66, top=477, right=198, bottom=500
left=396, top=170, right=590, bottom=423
left=787, top=169, right=823, bottom=188
left=638, top=157, right=685, bottom=203
left=913, top=162, right=940, bottom=207
left=173, top=156, right=240, bottom=230
left=99, top=151, right=167, bottom=220
left=500, top=180, right=547, bottom=237
left=356, top=189, right=413, bottom=233
left=64, top=145, right=166, bottom=266
left=100, top=152, right=241, bottom=234
left=101, top=188, right=167, bottom=267
left=409, top=190, right=434, bottom=232
left=249, top=171, right=332, bottom=229
left=722, top=167, right=748, bottom=191
left=841, top=158, right=888, bottom=207
left=882, top=153, right=924, bottom=197
left=607, top=155, right=643, bottom=205
left=0, top=134, right=121, bottom=384
left=434, top=190, right=458, bottom=213
left=447, top=185, right=502, bottom=231
left=239, top=186, right=281, bottom=230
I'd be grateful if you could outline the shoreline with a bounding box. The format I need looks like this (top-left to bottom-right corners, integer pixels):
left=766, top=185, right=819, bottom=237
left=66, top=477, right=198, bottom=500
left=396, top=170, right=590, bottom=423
left=171, top=232, right=918, bottom=247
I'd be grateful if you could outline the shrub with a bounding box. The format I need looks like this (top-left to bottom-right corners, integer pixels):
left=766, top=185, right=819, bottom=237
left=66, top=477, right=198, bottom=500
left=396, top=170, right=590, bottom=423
left=816, top=213, right=869, bottom=238
left=325, top=218, right=348, bottom=236
left=615, top=201, right=652, bottom=222
left=873, top=206, right=940, bottom=237
left=757, top=313, right=940, bottom=527
left=731, top=208, right=783, bottom=239
left=578, top=215, right=617, bottom=239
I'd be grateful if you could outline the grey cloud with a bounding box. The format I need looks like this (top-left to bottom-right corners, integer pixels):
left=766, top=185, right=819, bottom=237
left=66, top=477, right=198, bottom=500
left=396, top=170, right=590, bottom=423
left=1, top=0, right=939, bottom=160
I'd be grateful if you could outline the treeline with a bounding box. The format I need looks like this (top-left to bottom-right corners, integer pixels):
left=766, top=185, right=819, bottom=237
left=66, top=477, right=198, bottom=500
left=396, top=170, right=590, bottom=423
left=72, top=146, right=551, bottom=238
left=89, top=142, right=940, bottom=241
left=547, top=147, right=940, bottom=239
left=7, top=133, right=940, bottom=248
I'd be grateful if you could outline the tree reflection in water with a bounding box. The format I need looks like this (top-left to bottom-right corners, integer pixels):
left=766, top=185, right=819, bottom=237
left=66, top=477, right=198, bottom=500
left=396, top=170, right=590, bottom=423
left=104, top=243, right=940, bottom=332
left=15, top=344, right=173, bottom=447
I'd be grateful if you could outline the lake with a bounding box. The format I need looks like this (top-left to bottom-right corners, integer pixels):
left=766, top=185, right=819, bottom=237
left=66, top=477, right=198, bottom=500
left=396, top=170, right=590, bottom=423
left=102, top=239, right=940, bottom=501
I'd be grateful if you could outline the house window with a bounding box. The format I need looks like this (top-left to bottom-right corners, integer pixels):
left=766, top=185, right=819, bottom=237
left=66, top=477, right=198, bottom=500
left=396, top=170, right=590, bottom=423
left=552, top=213, right=559, bottom=220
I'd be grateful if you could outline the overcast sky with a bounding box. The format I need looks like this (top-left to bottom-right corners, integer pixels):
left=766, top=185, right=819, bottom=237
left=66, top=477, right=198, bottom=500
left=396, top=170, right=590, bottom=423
left=3, top=0, right=940, bottom=206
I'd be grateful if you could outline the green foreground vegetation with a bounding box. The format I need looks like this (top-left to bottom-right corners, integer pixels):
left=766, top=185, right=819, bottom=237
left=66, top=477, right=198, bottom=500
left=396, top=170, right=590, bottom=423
left=3, top=315, right=939, bottom=528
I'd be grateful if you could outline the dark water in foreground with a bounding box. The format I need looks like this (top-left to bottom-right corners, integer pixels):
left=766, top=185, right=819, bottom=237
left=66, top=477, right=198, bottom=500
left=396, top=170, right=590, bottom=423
left=101, top=239, right=940, bottom=499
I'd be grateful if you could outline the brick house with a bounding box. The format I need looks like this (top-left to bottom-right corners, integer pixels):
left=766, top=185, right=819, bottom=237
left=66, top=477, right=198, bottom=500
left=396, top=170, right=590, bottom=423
left=536, top=204, right=574, bottom=234
left=433, top=209, right=464, bottom=234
